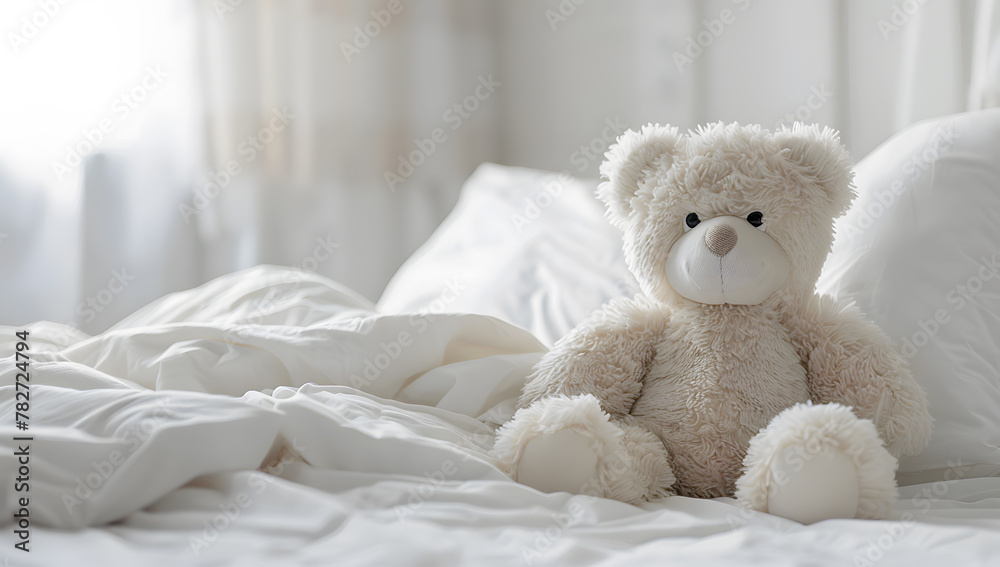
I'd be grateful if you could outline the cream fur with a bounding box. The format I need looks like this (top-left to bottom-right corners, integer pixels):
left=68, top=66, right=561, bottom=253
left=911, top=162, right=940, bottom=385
left=493, top=394, right=676, bottom=504
left=491, top=122, right=932, bottom=522
left=736, top=402, right=899, bottom=520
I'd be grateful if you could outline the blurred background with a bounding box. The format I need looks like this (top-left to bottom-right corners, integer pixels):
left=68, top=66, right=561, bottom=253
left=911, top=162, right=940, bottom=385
left=1, top=0, right=997, bottom=333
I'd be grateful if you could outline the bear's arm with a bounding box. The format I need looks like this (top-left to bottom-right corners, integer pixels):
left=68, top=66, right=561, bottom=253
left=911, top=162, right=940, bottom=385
left=518, top=296, right=668, bottom=417
left=783, top=294, right=932, bottom=457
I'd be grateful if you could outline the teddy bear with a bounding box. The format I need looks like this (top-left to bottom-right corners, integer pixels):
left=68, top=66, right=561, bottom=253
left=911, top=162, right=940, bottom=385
left=492, top=122, right=932, bottom=523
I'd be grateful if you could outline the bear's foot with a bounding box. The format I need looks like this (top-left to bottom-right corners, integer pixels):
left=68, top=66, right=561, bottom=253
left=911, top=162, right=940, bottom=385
left=492, top=394, right=676, bottom=503
left=518, top=427, right=600, bottom=494
left=736, top=402, right=898, bottom=522
left=768, top=444, right=859, bottom=523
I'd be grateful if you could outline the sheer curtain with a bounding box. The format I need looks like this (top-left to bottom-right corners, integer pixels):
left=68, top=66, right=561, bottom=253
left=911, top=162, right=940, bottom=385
left=1, top=0, right=996, bottom=332
left=0, top=0, right=203, bottom=332
left=193, top=0, right=498, bottom=298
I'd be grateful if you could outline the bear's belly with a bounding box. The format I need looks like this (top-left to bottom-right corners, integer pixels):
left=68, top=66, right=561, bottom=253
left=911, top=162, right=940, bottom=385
left=629, top=314, right=810, bottom=498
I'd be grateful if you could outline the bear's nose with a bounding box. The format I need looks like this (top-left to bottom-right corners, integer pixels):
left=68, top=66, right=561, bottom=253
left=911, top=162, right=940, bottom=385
left=705, top=224, right=738, bottom=256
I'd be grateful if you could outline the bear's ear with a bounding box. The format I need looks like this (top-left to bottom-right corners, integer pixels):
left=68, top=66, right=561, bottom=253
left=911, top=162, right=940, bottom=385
left=773, top=123, right=855, bottom=215
left=598, top=124, right=680, bottom=227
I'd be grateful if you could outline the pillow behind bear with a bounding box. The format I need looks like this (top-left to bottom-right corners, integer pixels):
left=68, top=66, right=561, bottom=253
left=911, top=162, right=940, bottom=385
left=818, top=109, right=1000, bottom=483
left=377, top=163, right=639, bottom=347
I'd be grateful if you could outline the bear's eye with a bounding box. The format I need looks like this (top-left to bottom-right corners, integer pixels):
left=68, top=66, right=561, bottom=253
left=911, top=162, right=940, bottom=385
left=685, top=213, right=701, bottom=230
left=747, top=211, right=764, bottom=228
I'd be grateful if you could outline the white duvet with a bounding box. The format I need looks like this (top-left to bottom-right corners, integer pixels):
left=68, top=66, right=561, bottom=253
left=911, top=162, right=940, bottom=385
left=2, top=265, right=999, bottom=566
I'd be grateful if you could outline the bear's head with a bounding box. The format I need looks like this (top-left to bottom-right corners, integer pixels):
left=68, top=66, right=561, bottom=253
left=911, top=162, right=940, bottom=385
left=598, top=122, right=854, bottom=307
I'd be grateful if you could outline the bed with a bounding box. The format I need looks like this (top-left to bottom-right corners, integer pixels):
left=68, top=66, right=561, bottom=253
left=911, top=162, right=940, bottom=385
left=3, top=110, right=1000, bottom=566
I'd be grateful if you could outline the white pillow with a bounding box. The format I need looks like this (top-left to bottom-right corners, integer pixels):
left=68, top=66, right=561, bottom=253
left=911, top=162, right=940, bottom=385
left=818, top=109, right=1000, bottom=482
left=377, top=163, right=638, bottom=346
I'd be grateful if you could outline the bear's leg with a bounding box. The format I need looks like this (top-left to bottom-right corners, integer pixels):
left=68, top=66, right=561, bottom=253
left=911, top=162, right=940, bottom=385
left=735, top=403, right=898, bottom=523
left=492, top=394, right=676, bottom=504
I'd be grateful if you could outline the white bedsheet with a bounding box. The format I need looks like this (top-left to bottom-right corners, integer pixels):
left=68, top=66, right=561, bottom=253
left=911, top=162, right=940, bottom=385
left=2, top=266, right=999, bottom=566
